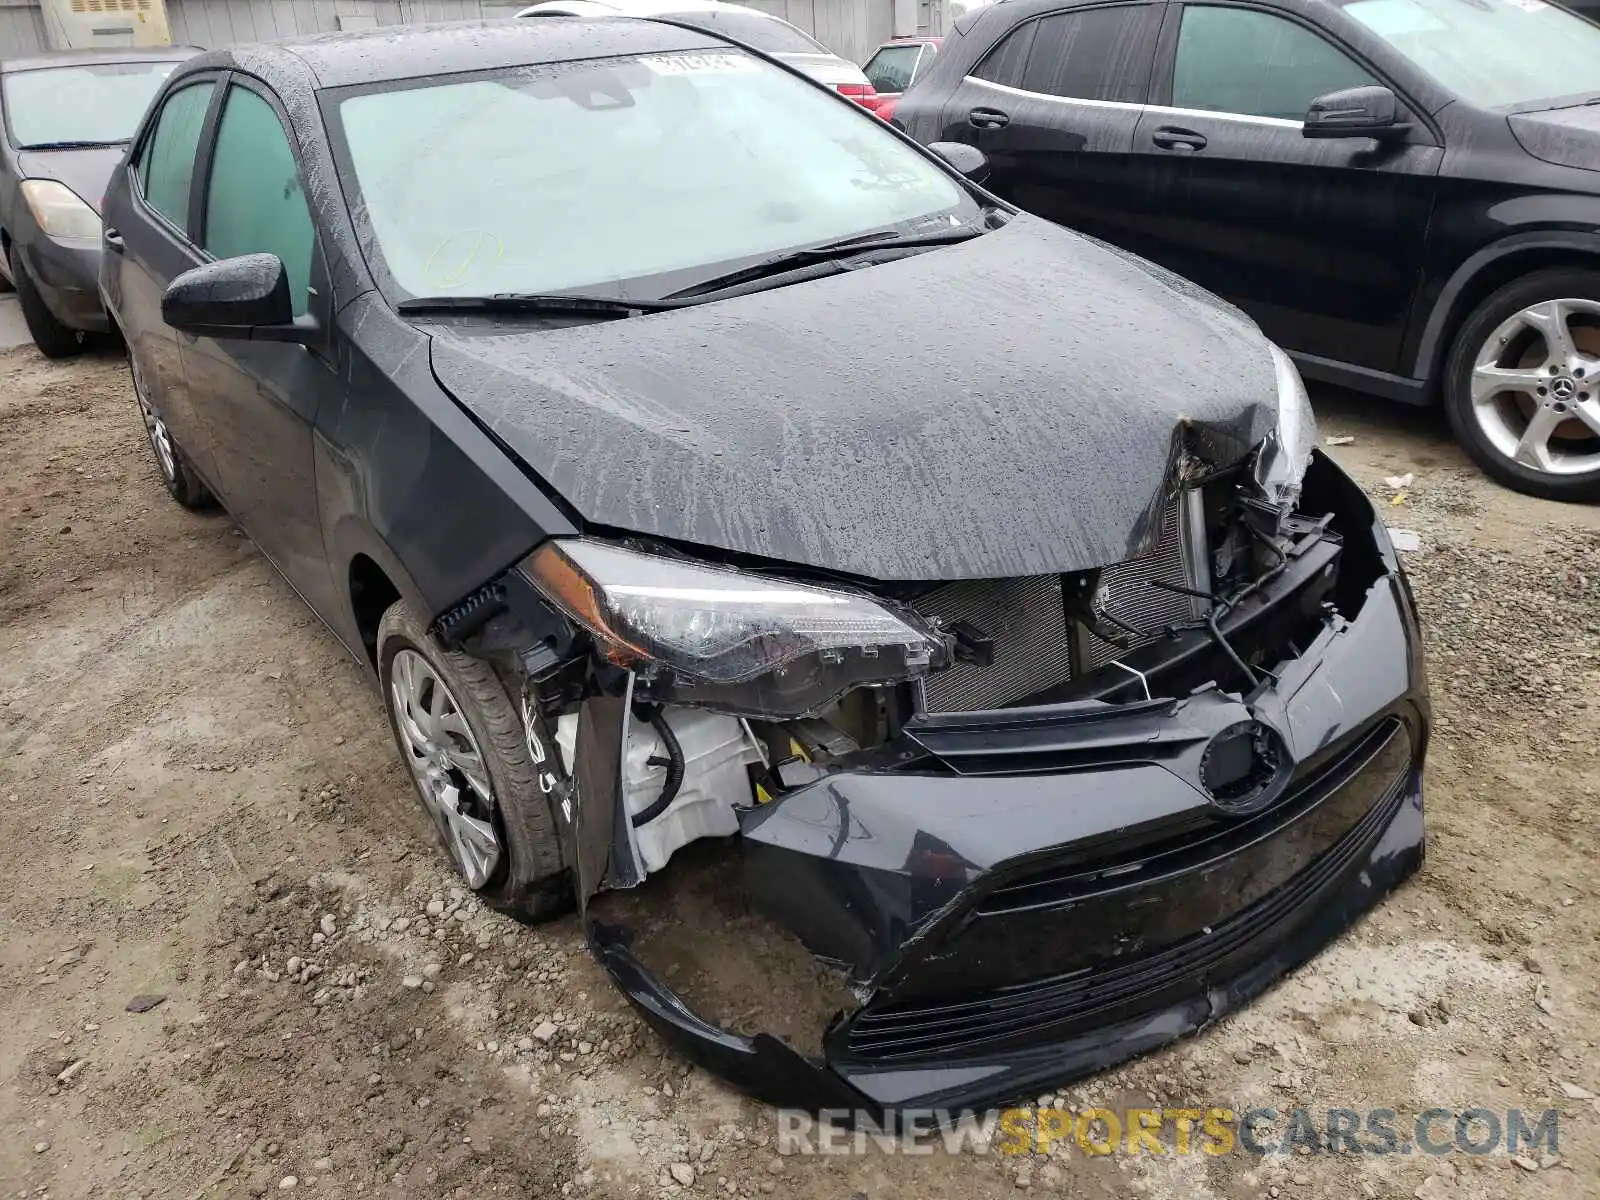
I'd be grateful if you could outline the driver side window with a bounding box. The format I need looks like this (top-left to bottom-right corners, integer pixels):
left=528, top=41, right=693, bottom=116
left=138, top=81, right=214, bottom=232
left=1172, top=5, right=1377, bottom=121
left=202, top=84, right=316, bottom=317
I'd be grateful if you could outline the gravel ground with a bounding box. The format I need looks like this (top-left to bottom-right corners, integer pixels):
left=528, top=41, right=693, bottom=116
left=1, top=346, right=1597, bottom=1200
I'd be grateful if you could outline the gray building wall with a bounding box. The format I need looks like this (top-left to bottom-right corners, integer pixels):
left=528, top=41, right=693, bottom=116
left=0, top=0, right=49, bottom=56
left=1, top=0, right=942, bottom=63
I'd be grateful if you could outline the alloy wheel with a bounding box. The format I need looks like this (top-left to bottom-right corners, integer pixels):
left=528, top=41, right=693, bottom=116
left=132, top=357, right=176, bottom=483
left=1470, top=298, right=1600, bottom=478
left=388, top=648, right=502, bottom=888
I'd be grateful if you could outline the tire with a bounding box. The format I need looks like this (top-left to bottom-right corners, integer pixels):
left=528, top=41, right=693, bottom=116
left=377, top=598, right=571, bottom=923
left=11, top=250, right=86, bottom=359
left=1443, top=268, right=1600, bottom=502
left=127, top=342, right=213, bottom=509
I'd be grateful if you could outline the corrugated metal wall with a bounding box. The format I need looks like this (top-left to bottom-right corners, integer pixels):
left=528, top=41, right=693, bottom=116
left=0, top=0, right=939, bottom=64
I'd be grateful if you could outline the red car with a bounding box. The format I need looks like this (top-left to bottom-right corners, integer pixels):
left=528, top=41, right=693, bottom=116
left=860, top=35, right=941, bottom=120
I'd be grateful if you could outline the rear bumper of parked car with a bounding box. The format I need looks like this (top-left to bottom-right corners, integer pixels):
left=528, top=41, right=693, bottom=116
left=581, top=464, right=1429, bottom=1113
left=20, top=235, right=107, bottom=332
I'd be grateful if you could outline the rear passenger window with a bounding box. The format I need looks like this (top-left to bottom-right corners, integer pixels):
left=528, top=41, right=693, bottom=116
left=972, top=20, right=1038, bottom=88
left=138, top=81, right=213, bottom=231
left=202, top=85, right=316, bottom=317
left=973, top=6, right=1154, bottom=102
left=1172, top=6, right=1376, bottom=120
left=1019, top=6, right=1155, bottom=102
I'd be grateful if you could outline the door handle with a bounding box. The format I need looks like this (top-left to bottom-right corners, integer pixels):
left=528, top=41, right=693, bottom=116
left=103, top=227, right=125, bottom=254
left=1152, top=126, right=1207, bottom=151
left=968, top=106, right=1011, bottom=130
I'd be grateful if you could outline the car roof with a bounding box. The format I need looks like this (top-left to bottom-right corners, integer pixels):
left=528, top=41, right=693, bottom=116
left=521, top=0, right=785, bottom=18
left=0, top=46, right=200, bottom=74
left=191, top=17, right=723, bottom=90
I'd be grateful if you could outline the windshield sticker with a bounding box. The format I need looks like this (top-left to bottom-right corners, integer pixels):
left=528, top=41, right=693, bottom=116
left=637, top=52, right=759, bottom=75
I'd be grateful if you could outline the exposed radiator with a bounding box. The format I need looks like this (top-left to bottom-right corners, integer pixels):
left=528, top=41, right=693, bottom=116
left=917, top=575, right=1074, bottom=714
left=914, top=493, right=1206, bottom=713
left=1081, top=492, right=1207, bottom=670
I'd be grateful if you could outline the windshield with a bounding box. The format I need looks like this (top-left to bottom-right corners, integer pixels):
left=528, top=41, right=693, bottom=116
left=1339, top=0, right=1600, bottom=109
left=2, top=61, right=179, bottom=148
left=665, top=10, right=830, bottom=54
left=328, top=49, right=973, bottom=303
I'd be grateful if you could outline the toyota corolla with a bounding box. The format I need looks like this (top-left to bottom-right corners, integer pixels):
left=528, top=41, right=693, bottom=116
left=99, top=18, right=1428, bottom=1111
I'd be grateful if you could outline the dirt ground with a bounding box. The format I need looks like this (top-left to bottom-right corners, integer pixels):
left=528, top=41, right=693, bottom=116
left=1, top=343, right=1597, bottom=1200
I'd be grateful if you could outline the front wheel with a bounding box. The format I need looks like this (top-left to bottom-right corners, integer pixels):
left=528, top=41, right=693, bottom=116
left=377, top=599, right=570, bottom=922
left=1443, top=269, right=1600, bottom=502
left=11, top=251, right=85, bottom=359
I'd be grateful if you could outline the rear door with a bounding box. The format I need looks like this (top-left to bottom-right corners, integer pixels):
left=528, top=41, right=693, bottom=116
left=179, top=76, right=341, bottom=618
left=105, top=74, right=223, bottom=486
left=931, top=3, right=1167, bottom=250
left=1127, top=2, right=1442, bottom=371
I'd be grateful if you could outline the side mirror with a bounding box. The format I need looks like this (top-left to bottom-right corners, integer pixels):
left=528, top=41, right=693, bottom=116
left=162, top=253, right=312, bottom=343
left=927, top=141, right=990, bottom=184
left=1303, top=85, right=1407, bottom=140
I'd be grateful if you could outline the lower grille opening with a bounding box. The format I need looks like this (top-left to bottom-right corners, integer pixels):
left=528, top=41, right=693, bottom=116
left=842, top=721, right=1414, bottom=1061
left=914, top=493, right=1204, bottom=713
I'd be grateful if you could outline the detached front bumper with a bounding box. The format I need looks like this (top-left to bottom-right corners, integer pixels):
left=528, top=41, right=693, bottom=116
left=575, top=465, right=1428, bottom=1113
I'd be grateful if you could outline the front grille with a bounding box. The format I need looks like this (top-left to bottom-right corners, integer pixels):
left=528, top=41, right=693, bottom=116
left=842, top=720, right=1413, bottom=1061
left=914, top=493, right=1204, bottom=712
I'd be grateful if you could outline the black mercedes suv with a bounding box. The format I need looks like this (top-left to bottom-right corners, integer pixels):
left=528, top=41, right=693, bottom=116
left=896, top=0, right=1600, bottom=501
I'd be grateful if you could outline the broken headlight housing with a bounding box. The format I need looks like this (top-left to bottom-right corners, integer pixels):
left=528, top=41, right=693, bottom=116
left=522, top=540, right=944, bottom=719
left=1253, top=344, right=1319, bottom=507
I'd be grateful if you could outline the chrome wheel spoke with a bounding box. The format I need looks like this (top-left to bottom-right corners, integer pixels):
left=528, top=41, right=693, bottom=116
left=1514, top=404, right=1564, bottom=471
left=441, top=789, right=499, bottom=888
left=447, top=745, right=492, bottom=802
left=391, top=681, right=431, bottom=753
left=1573, top=397, right=1600, bottom=439
left=386, top=648, right=502, bottom=889
left=1470, top=363, right=1543, bottom=406
left=1521, top=299, right=1579, bottom=363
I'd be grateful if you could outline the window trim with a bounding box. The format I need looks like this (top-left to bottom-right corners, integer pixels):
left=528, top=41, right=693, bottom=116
left=966, top=1, right=1163, bottom=106
left=1150, top=0, right=1441, bottom=143
left=128, top=71, right=226, bottom=245
left=194, top=72, right=330, bottom=321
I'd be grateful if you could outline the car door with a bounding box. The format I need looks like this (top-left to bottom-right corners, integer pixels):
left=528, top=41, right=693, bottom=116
left=180, top=76, right=342, bottom=620
left=930, top=3, right=1167, bottom=252
left=105, top=74, right=224, bottom=487
left=1128, top=1, right=1442, bottom=373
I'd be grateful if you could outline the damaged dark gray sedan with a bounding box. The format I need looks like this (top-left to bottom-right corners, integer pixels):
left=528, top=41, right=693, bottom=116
left=101, top=17, right=1427, bottom=1113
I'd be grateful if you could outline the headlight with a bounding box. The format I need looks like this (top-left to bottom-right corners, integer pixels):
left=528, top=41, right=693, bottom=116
left=19, top=180, right=101, bottom=241
left=521, top=539, right=943, bottom=718
left=1253, top=344, right=1318, bottom=507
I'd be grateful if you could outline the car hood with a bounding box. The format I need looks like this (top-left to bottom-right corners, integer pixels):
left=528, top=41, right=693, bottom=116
left=425, top=214, right=1282, bottom=582
left=1507, top=103, right=1600, bottom=171
left=777, top=52, right=870, bottom=87
left=15, top=145, right=124, bottom=214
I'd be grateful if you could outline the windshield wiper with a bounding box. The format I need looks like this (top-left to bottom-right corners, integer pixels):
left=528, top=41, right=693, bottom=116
left=661, top=220, right=995, bottom=302
left=396, top=293, right=683, bottom=317
left=18, top=138, right=128, bottom=151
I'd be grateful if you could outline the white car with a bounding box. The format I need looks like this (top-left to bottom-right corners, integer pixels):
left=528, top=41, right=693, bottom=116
left=514, top=0, right=878, bottom=104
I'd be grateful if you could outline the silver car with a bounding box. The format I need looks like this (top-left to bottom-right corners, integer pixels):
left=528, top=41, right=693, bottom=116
left=515, top=0, right=877, bottom=101
left=0, top=47, right=196, bottom=357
